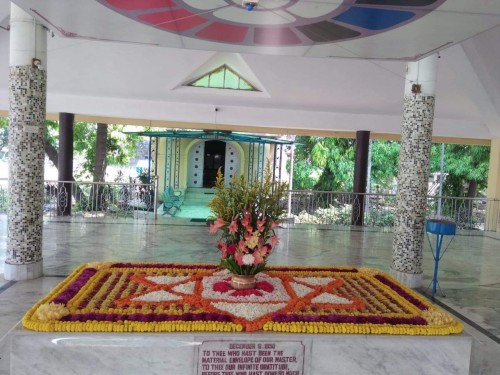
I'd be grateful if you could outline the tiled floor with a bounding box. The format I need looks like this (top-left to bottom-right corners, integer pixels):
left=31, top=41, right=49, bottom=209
left=0, top=214, right=499, bottom=374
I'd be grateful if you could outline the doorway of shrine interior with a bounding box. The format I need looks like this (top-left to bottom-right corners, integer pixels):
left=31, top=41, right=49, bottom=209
left=187, top=140, right=241, bottom=188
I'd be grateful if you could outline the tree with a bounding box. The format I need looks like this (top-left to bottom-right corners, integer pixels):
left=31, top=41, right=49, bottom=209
left=0, top=117, right=8, bottom=150
left=289, top=136, right=322, bottom=190
left=44, top=120, right=141, bottom=210
left=93, top=123, right=108, bottom=182
left=370, top=140, right=400, bottom=192
left=430, top=144, right=490, bottom=197
left=45, top=120, right=140, bottom=181
left=292, top=136, right=355, bottom=191
left=292, top=136, right=401, bottom=193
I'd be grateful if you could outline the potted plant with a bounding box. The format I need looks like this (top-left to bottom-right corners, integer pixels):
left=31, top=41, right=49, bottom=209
left=208, top=165, right=288, bottom=289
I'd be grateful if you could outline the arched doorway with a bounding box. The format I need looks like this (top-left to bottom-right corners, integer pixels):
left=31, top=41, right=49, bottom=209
left=203, top=140, right=226, bottom=187
left=187, top=140, right=241, bottom=188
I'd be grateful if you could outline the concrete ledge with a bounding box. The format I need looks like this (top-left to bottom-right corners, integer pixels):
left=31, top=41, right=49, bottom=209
left=6, top=325, right=472, bottom=375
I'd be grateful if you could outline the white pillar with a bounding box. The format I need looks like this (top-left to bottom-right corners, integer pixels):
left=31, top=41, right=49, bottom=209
left=5, top=3, right=47, bottom=280
left=485, top=139, right=500, bottom=231
left=391, top=54, right=438, bottom=288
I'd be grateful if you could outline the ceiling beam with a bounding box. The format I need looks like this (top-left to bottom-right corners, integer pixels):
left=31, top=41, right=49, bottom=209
left=0, top=110, right=491, bottom=146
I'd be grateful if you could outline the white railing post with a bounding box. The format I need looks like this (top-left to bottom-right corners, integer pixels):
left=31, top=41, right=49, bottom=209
left=287, top=146, right=295, bottom=218
left=154, top=175, right=159, bottom=220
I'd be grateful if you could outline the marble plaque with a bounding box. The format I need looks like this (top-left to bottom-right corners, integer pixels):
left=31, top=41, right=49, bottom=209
left=197, top=340, right=305, bottom=375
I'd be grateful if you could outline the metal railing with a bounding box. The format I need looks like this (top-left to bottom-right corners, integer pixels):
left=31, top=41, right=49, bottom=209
left=0, top=178, right=157, bottom=220
left=287, top=190, right=500, bottom=231
left=1, top=179, right=499, bottom=231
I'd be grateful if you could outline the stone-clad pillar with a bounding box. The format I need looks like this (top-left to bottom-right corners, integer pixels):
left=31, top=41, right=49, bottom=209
left=391, top=55, right=438, bottom=288
left=5, top=3, right=47, bottom=280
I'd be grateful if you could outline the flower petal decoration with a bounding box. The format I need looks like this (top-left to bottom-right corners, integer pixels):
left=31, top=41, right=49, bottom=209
left=35, top=303, right=69, bottom=321
left=209, top=217, right=226, bottom=233
left=23, top=263, right=463, bottom=335
left=207, top=165, right=289, bottom=276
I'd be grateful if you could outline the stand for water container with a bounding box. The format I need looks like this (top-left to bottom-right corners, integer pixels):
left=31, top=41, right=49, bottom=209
left=426, top=219, right=456, bottom=300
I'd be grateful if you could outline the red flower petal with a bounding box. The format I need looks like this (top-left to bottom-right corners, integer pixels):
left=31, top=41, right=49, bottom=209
left=213, top=281, right=232, bottom=293
left=255, top=281, right=274, bottom=293
left=231, top=290, right=263, bottom=297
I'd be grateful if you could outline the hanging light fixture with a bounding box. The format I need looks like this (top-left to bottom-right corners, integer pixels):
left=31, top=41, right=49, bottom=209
left=242, top=0, right=259, bottom=11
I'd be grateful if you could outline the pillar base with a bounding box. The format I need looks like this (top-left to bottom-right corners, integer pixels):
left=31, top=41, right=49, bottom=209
left=4, top=260, right=43, bottom=280
left=389, top=268, right=422, bottom=289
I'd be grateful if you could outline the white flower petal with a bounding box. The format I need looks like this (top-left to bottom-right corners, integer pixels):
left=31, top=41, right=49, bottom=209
left=311, top=293, right=353, bottom=305
left=146, top=275, right=191, bottom=285
left=132, top=290, right=182, bottom=302
left=293, top=276, right=334, bottom=286
left=290, top=282, right=314, bottom=298
left=172, top=281, right=196, bottom=294
left=242, top=254, right=255, bottom=265
left=212, top=302, right=287, bottom=320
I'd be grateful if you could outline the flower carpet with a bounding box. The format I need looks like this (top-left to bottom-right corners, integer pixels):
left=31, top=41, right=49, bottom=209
left=23, top=262, right=463, bottom=335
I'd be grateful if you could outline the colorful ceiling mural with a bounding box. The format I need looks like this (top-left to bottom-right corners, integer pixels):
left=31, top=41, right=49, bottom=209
left=97, top=0, right=447, bottom=46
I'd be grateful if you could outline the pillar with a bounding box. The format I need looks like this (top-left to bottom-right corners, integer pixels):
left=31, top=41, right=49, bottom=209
left=351, top=131, right=370, bottom=226
left=485, top=139, right=500, bottom=231
left=5, top=3, right=47, bottom=280
left=390, top=54, right=438, bottom=288
left=58, top=113, right=74, bottom=216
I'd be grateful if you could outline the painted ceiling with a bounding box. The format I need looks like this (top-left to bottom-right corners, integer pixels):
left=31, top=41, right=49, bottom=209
left=6, top=0, right=500, bottom=60
left=0, top=0, right=500, bottom=140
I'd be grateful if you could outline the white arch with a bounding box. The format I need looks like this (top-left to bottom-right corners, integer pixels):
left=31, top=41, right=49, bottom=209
left=185, top=140, right=244, bottom=188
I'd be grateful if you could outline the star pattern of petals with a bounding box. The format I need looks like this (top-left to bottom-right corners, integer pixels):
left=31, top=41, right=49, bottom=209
left=115, top=269, right=364, bottom=331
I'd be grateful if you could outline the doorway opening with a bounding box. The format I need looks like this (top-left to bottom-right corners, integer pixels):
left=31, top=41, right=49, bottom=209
left=203, top=141, right=225, bottom=187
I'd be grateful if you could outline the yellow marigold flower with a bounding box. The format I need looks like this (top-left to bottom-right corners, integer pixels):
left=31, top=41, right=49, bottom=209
left=422, top=308, right=456, bottom=326
left=36, top=303, right=70, bottom=321
left=86, top=262, right=112, bottom=270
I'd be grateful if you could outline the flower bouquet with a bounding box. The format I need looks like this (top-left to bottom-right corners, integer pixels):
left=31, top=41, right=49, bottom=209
left=208, top=166, right=288, bottom=288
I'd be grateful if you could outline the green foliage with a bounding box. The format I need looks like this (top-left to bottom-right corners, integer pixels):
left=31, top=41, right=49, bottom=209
left=208, top=164, right=288, bottom=275
left=43, top=121, right=141, bottom=180
left=220, top=257, right=267, bottom=276
left=430, top=144, right=490, bottom=196
left=292, top=137, right=401, bottom=193
left=45, top=120, right=59, bottom=150
left=289, top=159, right=320, bottom=190
left=73, top=123, right=140, bottom=179
left=0, top=117, right=8, bottom=150
left=137, top=170, right=151, bottom=184
left=293, top=136, right=355, bottom=191
left=209, top=165, right=288, bottom=226
left=365, top=209, right=396, bottom=227
left=370, top=141, right=400, bottom=191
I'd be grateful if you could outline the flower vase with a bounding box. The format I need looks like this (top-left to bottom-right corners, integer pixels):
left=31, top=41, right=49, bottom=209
left=230, top=274, right=256, bottom=290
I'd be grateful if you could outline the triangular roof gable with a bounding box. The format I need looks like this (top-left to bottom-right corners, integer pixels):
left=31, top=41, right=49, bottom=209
left=187, top=64, right=258, bottom=91
left=174, top=53, right=269, bottom=97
